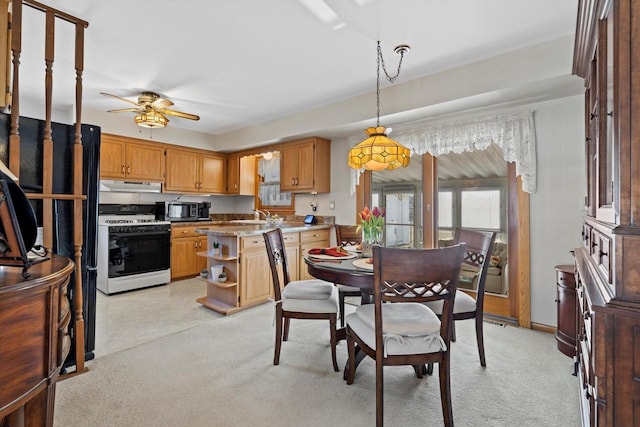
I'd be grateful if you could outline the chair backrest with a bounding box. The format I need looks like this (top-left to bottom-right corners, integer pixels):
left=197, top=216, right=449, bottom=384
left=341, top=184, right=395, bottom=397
left=372, top=244, right=466, bottom=348
left=453, top=228, right=496, bottom=311
left=335, top=224, right=361, bottom=246
left=263, top=228, right=291, bottom=302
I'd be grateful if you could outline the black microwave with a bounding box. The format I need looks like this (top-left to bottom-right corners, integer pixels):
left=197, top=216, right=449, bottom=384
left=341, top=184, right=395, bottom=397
left=155, top=202, right=198, bottom=222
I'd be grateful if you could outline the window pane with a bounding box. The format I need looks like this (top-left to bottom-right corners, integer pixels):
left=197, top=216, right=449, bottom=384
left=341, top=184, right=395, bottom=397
left=438, top=191, right=453, bottom=228
left=461, top=190, right=500, bottom=229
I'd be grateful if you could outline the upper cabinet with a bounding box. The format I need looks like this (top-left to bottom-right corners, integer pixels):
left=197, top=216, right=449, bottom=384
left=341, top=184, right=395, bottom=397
left=165, top=147, right=226, bottom=194
left=226, top=154, right=256, bottom=195
left=280, top=137, right=331, bottom=193
left=100, top=134, right=165, bottom=182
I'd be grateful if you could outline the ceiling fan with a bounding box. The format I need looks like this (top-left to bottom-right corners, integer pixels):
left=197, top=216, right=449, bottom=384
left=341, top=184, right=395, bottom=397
left=100, top=91, right=200, bottom=128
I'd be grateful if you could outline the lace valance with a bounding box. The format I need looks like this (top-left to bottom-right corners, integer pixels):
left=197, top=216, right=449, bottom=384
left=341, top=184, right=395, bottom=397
left=349, top=111, right=537, bottom=194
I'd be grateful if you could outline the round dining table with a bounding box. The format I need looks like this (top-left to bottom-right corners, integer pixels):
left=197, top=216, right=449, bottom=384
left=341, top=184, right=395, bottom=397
left=304, top=256, right=374, bottom=289
left=304, top=255, right=375, bottom=339
left=304, top=255, right=375, bottom=379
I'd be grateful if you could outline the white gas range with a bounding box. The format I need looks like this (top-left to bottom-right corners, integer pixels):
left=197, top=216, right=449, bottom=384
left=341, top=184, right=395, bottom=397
left=97, top=204, right=171, bottom=295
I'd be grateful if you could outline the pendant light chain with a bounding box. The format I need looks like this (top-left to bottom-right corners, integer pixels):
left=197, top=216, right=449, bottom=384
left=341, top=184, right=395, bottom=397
left=375, top=41, right=407, bottom=127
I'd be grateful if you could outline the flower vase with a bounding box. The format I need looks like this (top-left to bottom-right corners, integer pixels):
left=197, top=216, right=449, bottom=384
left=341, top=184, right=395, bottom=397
left=361, top=229, right=382, bottom=258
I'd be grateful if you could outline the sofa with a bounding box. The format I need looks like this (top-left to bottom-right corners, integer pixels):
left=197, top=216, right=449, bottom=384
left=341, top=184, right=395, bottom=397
left=438, top=240, right=508, bottom=295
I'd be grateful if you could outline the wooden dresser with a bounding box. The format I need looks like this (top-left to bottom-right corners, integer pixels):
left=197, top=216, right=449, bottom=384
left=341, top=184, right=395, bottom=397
left=572, top=0, right=640, bottom=425
left=0, top=255, right=74, bottom=427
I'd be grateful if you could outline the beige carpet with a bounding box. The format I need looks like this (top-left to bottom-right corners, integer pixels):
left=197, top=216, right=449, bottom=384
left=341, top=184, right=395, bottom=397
left=54, top=303, right=580, bottom=427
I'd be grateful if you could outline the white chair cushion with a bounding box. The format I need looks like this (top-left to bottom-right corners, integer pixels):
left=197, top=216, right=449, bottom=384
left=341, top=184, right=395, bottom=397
left=423, top=291, right=477, bottom=315
left=283, top=280, right=334, bottom=299
left=346, top=311, right=446, bottom=356
left=282, top=281, right=339, bottom=314
left=356, top=303, right=440, bottom=336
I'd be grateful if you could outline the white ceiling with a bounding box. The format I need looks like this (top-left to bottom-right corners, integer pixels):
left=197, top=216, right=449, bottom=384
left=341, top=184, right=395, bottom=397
left=16, top=0, right=579, bottom=142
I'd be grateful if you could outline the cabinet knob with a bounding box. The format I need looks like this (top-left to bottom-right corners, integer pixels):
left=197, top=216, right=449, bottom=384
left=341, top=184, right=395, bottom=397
left=590, top=112, right=598, bottom=120
left=584, top=311, right=591, bottom=320
left=599, top=250, right=608, bottom=258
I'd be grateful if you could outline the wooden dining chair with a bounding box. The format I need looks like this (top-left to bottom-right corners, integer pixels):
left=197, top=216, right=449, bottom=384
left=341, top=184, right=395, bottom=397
left=334, top=224, right=363, bottom=327
left=263, top=228, right=340, bottom=372
left=425, top=228, right=496, bottom=367
left=345, top=244, right=466, bottom=427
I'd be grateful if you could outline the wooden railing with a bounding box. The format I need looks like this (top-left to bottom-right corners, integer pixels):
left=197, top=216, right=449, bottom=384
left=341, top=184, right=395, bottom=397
left=7, top=0, right=89, bottom=376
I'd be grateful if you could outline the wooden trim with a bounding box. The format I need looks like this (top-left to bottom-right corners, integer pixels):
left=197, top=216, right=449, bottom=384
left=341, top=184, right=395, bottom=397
left=422, top=154, right=436, bottom=248
left=506, top=164, right=532, bottom=327
left=531, top=322, right=556, bottom=334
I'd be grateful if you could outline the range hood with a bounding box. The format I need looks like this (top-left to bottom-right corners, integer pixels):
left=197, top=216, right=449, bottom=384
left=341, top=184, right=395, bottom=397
left=99, top=179, right=162, bottom=193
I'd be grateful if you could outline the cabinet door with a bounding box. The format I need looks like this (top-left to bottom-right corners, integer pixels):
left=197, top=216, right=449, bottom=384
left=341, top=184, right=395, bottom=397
left=199, top=154, right=226, bottom=194
left=240, top=248, right=272, bottom=306
left=126, top=142, right=165, bottom=181
left=100, top=138, right=126, bottom=179
left=196, top=237, right=208, bottom=272
left=280, top=145, right=299, bottom=192
left=165, top=149, right=199, bottom=193
left=226, top=154, right=240, bottom=194
left=285, top=243, right=300, bottom=282
left=171, top=237, right=199, bottom=280
left=295, top=142, right=315, bottom=190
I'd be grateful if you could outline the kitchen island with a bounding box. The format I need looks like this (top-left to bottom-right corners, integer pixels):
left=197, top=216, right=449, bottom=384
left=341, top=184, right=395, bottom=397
left=194, top=222, right=332, bottom=314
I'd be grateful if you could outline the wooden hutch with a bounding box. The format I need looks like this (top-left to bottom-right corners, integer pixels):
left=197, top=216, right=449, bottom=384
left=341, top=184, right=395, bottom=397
left=573, top=0, right=640, bottom=425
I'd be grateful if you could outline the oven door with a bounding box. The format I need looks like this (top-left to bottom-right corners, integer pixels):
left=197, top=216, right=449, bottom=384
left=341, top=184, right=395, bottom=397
left=107, top=229, right=170, bottom=278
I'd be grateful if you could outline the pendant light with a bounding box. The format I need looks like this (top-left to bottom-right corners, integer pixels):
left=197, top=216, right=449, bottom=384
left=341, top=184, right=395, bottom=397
left=348, top=42, right=411, bottom=171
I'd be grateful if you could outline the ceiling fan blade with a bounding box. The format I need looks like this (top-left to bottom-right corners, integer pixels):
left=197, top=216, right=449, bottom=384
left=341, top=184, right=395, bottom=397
left=107, top=107, right=145, bottom=113
left=100, top=92, right=141, bottom=106
left=151, top=98, right=174, bottom=109
left=161, top=109, right=200, bottom=121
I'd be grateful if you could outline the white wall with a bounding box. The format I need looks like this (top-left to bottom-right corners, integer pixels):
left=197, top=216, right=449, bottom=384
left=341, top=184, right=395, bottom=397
left=528, top=95, right=585, bottom=326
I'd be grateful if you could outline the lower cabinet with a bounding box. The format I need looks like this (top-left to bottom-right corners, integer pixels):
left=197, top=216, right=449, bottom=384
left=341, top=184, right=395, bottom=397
left=193, top=227, right=329, bottom=315
left=240, top=235, right=273, bottom=307
left=299, top=228, right=330, bottom=280
left=170, top=226, right=207, bottom=280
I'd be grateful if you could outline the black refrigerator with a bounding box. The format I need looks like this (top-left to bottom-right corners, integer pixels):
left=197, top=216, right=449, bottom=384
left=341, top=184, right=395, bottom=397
left=0, top=112, right=100, bottom=369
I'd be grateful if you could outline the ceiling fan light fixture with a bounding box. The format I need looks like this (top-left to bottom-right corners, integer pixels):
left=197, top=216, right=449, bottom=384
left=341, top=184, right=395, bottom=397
left=134, top=110, right=168, bottom=128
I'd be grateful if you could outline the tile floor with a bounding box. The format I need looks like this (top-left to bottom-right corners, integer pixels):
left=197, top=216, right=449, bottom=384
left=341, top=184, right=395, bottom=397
left=94, top=278, right=221, bottom=357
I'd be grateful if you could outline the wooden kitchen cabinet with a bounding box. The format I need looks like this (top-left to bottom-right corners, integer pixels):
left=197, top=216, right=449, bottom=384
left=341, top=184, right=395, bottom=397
left=239, top=232, right=299, bottom=306
left=239, top=235, right=272, bottom=306
left=100, top=134, right=165, bottom=181
left=280, top=137, right=331, bottom=193
left=165, top=147, right=226, bottom=194
left=196, top=234, right=240, bottom=315
left=226, top=153, right=256, bottom=195
left=299, top=228, right=330, bottom=280
left=170, top=225, right=207, bottom=280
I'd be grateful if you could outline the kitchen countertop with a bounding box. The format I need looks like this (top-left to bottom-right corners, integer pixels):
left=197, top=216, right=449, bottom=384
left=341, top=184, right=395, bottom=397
left=194, top=222, right=331, bottom=237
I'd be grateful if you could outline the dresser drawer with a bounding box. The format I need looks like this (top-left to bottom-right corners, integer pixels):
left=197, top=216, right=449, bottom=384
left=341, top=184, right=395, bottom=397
left=300, top=228, right=330, bottom=244
left=282, top=232, right=300, bottom=245
left=241, top=235, right=267, bottom=250
left=171, top=226, right=199, bottom=238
